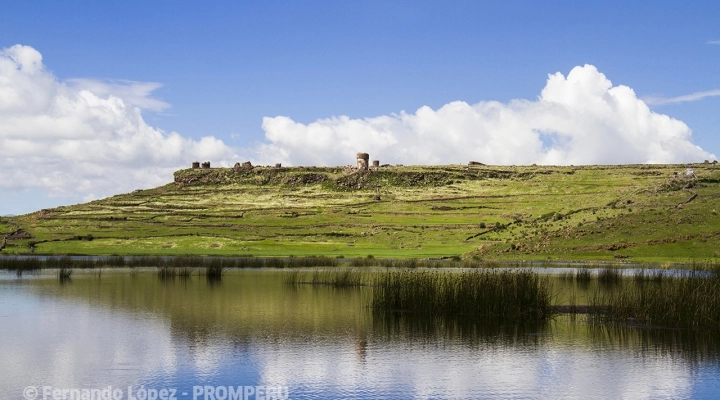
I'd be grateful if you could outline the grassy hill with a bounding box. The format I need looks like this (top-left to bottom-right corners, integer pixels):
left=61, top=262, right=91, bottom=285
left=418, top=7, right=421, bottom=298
left=2, top=163, right=719, bottom=263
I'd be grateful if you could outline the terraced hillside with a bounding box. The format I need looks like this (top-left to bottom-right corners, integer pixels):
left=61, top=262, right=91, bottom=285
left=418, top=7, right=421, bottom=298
left=2, top=163, right=719, bottom=262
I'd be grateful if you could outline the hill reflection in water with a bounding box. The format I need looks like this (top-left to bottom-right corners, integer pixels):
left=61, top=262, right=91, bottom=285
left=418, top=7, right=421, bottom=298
left=1, top=269, right=719, bottom=399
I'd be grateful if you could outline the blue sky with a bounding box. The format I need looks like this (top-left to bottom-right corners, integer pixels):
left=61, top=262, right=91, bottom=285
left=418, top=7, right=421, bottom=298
left=1, top=1, right=719, bottom=215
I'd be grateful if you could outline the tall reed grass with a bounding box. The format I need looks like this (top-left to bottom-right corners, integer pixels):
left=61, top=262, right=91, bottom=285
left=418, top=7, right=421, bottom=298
left=633, top=269, right=666, bottom=284
left=597, top=266, right=622, bottom=285
left=590, top=273, right=720, bottom=330
left=157, top=266, right=193, bottom=279
left=283, top=268, right=366, bottom=287
left=576, top=268, right=592, bottom=284
left=559, top=268, right=592, bottom=284
left=58, top=267, right=72, bottom=281
left=0, top=255, right=340, bottom=270
left=205, top=265, right=224, bottom=280
left=349, top=257, right=489, bottom=269
left=371, top=269, right=552, bottom=321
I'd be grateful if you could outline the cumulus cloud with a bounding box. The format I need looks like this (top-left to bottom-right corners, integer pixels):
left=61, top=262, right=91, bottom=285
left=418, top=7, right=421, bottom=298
left=643, top=89, right=720, bottom=106
left=249, top=65, right=714, bottom=166
left=0, top=44, right=236, bottom=202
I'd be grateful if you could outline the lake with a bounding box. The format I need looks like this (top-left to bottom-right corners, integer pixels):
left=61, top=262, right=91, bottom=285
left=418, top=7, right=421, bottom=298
left=1, top=268, right=719, bottom=399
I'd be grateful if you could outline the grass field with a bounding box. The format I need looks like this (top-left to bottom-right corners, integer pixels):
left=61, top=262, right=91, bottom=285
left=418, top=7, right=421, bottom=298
left=2, top=163, right=719, bottom=263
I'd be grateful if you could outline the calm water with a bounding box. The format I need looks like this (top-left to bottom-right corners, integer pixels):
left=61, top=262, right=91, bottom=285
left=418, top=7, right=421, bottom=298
left=1, top=269, right=720, bottom=399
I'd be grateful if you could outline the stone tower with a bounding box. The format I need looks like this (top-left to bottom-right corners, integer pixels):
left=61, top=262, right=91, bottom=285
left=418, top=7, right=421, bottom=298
left=356, top=153, right=369, bottom=170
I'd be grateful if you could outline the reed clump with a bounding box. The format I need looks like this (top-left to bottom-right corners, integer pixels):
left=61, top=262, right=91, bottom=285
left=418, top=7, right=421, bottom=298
left=0, top=255, right=340, bottom=270
left=284, top=268, right=366, bottom=287
left=348, top=257, right=485, bottom=269
left=283, top=256, right=340, bottom=268
left=633, top=268, right=646, bottom=284
left=58, top=267, right=72, bottom=281
left=590, top=273, right=720, bottom=330
left=706, top=261, right=720, bottom=278
left=371, top=269, right=552, bottom=321
left=576, top=268, right=592, bottom=284
left=349, top=256, right=388, bottom=267
left=0, top=257, right=42, bottom=270
left=312, top=269, right=363, bottom=287
left=559, top=268, right=592, bottom=284
left=598, top=266, right=622, bottom=285
left=282, top=270, right=302, bottom=285
left=205, top=265, right=224, bottom=280
left=559, top=271, right=574, bottom=281
left=0, top=255, right=132, bottom=270
left=0, top=255, right=512, bottom=271
left=633, top=269, right=666, bottom=285
left=157, top=266, right=177, bottom=279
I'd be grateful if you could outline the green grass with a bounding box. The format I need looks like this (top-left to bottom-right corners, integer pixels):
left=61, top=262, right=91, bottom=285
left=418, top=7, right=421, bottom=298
left=3, top=163, right=720, bottom=263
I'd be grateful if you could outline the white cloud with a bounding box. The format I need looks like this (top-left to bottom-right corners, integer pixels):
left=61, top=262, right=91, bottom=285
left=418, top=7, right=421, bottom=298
left=707, top=40, right=720, bottom=45
left=66, top=78, right=171, bottom=112
left=249, top=65, right=714, bottom=166
left=643, top=89, right=720, bottom=106
left=0, top=44, right=236, bottom=203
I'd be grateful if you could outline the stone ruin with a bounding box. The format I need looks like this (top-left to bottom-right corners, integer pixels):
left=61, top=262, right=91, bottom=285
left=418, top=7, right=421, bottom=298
left=354, top=153, right=383, bottom=171
left=191, top=161, right=200, bottom=169
left=275, top=163, right=282, bottom=168
left=233, top=161, right=255, bottom=171
left=357, top=153, right=369, bottom=170
left=201, top=161, right=211, bottom=169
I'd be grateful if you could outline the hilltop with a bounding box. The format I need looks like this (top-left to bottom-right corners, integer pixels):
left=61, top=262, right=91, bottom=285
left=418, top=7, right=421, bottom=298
left=2, top=163, right=719, bottom=263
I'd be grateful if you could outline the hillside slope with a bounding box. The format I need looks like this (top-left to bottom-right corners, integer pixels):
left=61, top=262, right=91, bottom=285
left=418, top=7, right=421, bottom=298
left=2, top=163, right=719, bottom=262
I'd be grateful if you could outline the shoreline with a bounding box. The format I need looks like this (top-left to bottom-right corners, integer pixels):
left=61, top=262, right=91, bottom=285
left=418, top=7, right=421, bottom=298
left=1, top=254, right=717, bottom=272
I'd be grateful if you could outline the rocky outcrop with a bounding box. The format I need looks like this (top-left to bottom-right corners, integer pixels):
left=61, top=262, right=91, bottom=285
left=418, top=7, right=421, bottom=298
left=5, top=229, right=33, bottom=240
left=0, top=229, right=33, bottom=252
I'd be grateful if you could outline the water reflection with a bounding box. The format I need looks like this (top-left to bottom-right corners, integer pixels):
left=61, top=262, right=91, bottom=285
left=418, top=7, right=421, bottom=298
left=372, top=312, right=550, bottom=348
left=0, top=269, right=719, bottom=399
left=587, top=321, right=720, bottom=365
